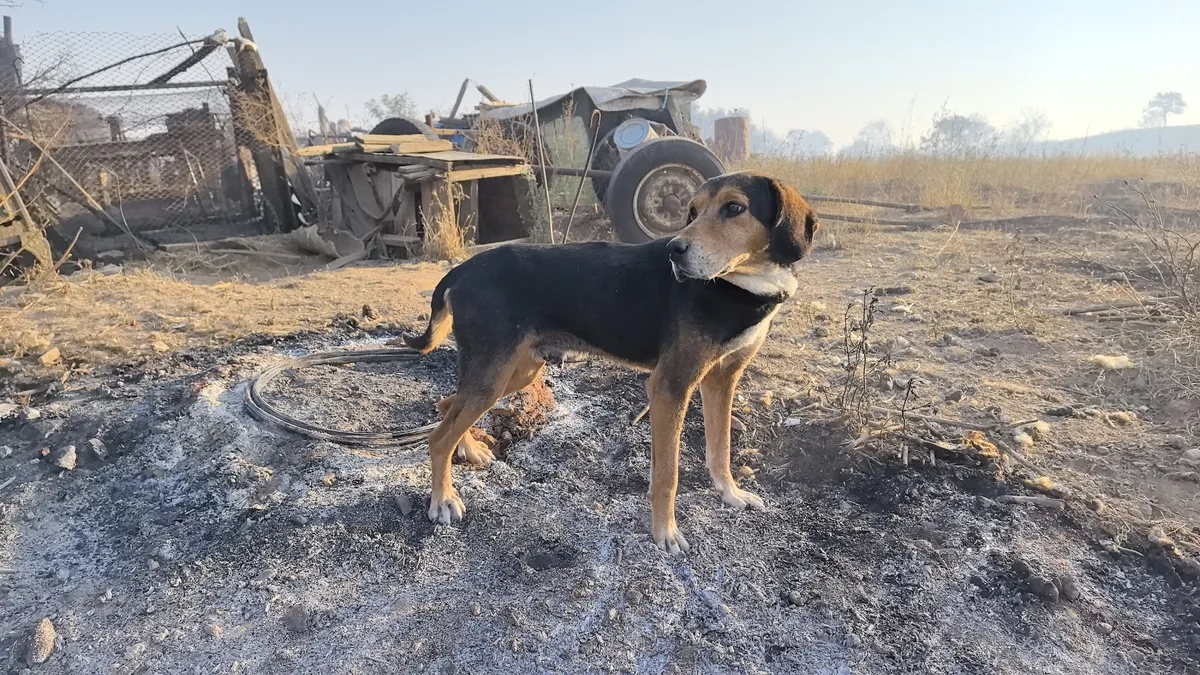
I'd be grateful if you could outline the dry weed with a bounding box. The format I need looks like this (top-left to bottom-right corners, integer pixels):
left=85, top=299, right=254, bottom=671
left=739, top=152, right=1183, bottom=214
left=420, top=185, right=467, bottom=262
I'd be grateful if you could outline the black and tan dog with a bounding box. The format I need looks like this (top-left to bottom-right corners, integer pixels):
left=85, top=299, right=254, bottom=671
left=405, top=171, right=819, bottom=553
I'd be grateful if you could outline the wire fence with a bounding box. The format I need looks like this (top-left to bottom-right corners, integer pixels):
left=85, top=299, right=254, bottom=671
left=0, top=28, right=259, bottom=241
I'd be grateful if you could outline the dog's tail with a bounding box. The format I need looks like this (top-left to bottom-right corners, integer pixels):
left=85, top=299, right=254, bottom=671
left=404, top=274, right=456, bottom=354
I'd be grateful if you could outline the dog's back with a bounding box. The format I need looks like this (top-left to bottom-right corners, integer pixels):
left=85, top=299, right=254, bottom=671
left=407, top=240, right=676, bottom=366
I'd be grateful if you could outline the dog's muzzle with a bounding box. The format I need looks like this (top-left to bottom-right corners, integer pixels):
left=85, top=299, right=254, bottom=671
left=668, top=238, right=692, bottom=282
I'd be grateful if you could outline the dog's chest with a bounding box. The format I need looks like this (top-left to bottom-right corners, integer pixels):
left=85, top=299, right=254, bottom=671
left=722, top=307, right=778, bottom=355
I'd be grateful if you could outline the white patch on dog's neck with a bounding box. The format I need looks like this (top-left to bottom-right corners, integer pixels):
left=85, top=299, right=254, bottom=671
left=721, top=264, right=798, bottom=298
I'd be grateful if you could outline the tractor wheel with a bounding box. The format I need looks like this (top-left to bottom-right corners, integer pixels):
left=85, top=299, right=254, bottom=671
left=604, top=137, right=725, bottom=243
left=590, top=121, right=673, bottom=204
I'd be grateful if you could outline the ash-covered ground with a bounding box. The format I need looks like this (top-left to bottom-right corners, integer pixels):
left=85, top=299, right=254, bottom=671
left=1, top=334, right=1197, bottom=674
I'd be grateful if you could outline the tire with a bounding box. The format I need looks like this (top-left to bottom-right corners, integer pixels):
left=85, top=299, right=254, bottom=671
left=590, top=121, right=673, bottom=203
left=368, top=117, right=439, bottom=140
left=604, top=137, right=725, bottom=243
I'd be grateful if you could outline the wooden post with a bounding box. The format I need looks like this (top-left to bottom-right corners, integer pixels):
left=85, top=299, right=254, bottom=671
left=229, top=17, right=318, bottom=231
left=714, top=116, right=751, bottom=164
left=0, top=154, right=52, bottom=268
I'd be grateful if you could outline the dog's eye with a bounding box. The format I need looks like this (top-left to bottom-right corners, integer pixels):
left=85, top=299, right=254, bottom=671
left=723, top=202, right=746, bottom=217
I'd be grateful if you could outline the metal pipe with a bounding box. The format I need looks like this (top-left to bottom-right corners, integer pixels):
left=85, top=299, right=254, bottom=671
left=530, top=165, right=613, bottom=179
left=563, top=110, right=602, bottom=242
left=528, top=80, right=555, bottom=244
left=15, top=80, right=225, bottom=96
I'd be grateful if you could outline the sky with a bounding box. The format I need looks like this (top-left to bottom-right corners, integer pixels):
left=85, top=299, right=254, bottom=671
left=5, top=0, right=1198, bottom=148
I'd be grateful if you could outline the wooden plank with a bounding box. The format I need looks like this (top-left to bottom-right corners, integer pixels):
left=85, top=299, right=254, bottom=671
left=352, top=133, right=429, bottom=145
left=338, top=139, right=454, bottom=155
left=325, top=249, right=369, bottom=270
left=448, top=165, right=530, bottom=183
left=296, top=143, right=353, bottom=157
left=380, top=234, right=421, bottom=246
left=466, top=237, right=531, bottom=254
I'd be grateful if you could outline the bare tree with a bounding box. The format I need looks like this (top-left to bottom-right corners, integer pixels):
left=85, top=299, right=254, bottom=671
left=1139, top=92, right=1187, bottom=128
left=842, top=119, right=895, bottom=156
left=1004, top=108, right=1052, bottom=151
left=920, top=111, right=997, bottom=155
left=364, top=92, right=418, bottom=125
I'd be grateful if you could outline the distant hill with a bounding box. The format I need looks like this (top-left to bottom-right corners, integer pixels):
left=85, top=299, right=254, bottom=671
left=1033, top=125, right=1200, bottom=156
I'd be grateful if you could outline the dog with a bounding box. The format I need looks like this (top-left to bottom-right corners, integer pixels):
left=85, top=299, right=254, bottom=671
left=405, top=171, right=819, bottom=553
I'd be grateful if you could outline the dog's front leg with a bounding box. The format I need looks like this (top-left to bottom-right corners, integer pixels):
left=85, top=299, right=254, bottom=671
left=700, top=347, right=766, bottom=510
left=646, top=365, right=700, bottom=554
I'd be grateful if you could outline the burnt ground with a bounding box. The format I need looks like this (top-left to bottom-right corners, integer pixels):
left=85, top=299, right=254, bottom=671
left=2, top=327, right=1199, bottom=674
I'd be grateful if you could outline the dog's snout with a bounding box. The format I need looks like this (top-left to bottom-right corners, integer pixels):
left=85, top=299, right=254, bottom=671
left=668, top=238, right=689, bottom=257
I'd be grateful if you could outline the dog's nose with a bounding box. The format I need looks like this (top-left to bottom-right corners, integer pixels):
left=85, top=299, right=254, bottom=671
left=668, top=238, right=689, bottom=256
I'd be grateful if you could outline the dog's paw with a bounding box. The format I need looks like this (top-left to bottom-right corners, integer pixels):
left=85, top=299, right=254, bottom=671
left=653, top=523, right=691, bottom=555
left=721, top=485, right=766, bottom=510
left=428, top=489, right=466, bottom=525
left=454, top=431, right=495, bottom=468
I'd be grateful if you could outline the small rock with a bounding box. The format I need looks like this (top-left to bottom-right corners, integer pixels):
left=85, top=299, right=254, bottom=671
left=151, top=341, right=170, bottom=353
left=98, top=264, right=122, bottom=275
left=1087, top=497, right=1106, bottom=513
left=846, top=633, right=863, bottom=648
left=813, top=326, right=830, bottom=338
left=26, top=618, right=55, bottom=666
left=1096, top=622, right=1113, bottom=636
left=759, top=391, right=774, bottom=407
left=394, top=493, right=413, bottom=516
left=1, top=445, right=11, bottom=458
left=625, top=589, right=643, bottom=605
left=737, top=465, right=755, bottom=479
left=204, top=622, right=223, bottom=638
left=24, top=407, right=41, bottom=421
left=96, top=249, right=125, bottom=261
left=1027, top=576, right=1059, bottom=602
left=1057, top=575, right=1081, bottom=602
left=124, top=642, right=147, bottom=659
left=469, top=602, right=482, bottom=617
left=361, top=304, right=378, bottom=320
left=978, top=273, right=1002, bottom=283
left=787, top=591, right=805, bottom=607
left=148, top=559, right=160, bottom=571
left=282, top=606, right=311, bottom=633
left=1011, top=559, right=1033, bottom=579
left=1045, top=405, right=1075, bottom=417
left=944, top=389, right=964, bottom=403
left=53, top=445, right=77, bottom=471
left=1164, top=435, right=1188, bottom=450
left=321, top=473, right=337, bottom=487
left=87, top=438, right=108, bottom=460
left=38, top=348, right=62, bottom=367
left=288, top=513, right=308, bottom=526
left=55, top=568, right=70, bottom=583
left=976, top=346, right=1001, bottom=358
left=1181, top=449, right=1200, bottom=465
left=730, top=416, right=747, bottom=434
left=0, top=402, right=18, bottom=420
left=606, top=608, right=618, bottom=622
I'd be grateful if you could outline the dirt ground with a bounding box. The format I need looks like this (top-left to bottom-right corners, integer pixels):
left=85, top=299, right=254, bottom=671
left=2, top=206, right=1200, bottom=673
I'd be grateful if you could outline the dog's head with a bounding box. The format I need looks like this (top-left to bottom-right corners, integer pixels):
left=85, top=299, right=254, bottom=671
left=667, top=172, right=819, bottom=296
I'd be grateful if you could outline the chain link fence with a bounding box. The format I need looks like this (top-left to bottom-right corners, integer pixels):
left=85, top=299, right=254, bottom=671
left=1, top=27, right=262, bottom=255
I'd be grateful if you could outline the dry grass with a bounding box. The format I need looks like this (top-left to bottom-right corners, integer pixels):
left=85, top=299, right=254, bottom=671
left=420, top=185, right=468, bottom=262
left=0, top=264, right=445, bottom=376
left=739, top=152, right=1187, bottom=213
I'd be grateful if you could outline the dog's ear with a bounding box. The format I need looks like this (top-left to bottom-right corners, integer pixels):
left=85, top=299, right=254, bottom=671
left=766, top=177, right=819, bottom=266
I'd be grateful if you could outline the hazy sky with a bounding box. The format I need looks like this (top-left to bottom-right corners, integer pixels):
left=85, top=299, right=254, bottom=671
left=7, top=0, right=1197, bottom=147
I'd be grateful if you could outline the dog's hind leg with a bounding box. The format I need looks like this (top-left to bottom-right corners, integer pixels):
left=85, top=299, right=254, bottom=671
left=434, top=346, right=545, bottom=468
left=426, top=343, right=543, bottom=524
left=700, top=342, right=766, bottom=510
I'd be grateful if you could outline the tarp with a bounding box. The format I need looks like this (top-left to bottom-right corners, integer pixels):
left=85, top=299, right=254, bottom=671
left=479, top=79, right=706, bottom=121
